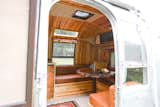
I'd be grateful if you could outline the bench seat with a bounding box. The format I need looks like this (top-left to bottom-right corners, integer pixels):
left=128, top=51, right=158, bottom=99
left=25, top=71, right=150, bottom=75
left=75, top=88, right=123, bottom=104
left=90, top=90, right=110, bottom=107
left=89, top=81, right=140, bottom=107
left=55, top=74, right=92, bottom=84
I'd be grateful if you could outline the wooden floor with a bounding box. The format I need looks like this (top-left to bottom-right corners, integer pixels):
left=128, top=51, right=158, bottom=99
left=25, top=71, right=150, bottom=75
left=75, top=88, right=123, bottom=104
left=48, top=95, right=89, bottom=107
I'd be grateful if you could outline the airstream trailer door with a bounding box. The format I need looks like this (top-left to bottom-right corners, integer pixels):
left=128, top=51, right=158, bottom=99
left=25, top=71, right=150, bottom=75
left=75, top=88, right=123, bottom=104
left=97, top=1, right=156, bottom=107
left=33, top=0, right=157, bottom=107
left=102, top=2, right=156, bottom=107
left=118, top=19, right=155, bottom=107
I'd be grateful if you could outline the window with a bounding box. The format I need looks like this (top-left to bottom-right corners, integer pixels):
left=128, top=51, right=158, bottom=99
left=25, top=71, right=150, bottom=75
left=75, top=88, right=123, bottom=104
left=54, top=29, right=78, bottom=38
left=124, top=42, right=148, bottom=85
left=110, top=51, right=115, bottom=68
left=125, top=42, right=147, bottom=65
left=125, top=43, right=142, bottom=62
left=52, top=42, right=75, bottom=65
left=126, top=68, right=147, bottom=84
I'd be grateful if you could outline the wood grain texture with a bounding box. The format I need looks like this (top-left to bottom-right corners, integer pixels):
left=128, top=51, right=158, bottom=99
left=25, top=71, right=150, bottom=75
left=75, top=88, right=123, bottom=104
left=49, top=16, right=108, bottom=39
left=48, top=31, right=53, bottom=62
left=94, top=41, right=114, bottom=65
left=92, top=16, right=112, bottom=32
left=50, top=0, right=103, bottom=23
left=54, top=80, right=94, bottom=98
left=75, top=38, right=96, bottom=65
left=58, top=0, right=102, bottom=14
left=47, top=66, right=54, bottom=100
left=48, top=0, right=114, bottom=66
left=96, top=81, right=109, bottom=92
left=49, top=0, right=112, bottom=39
left=55, top=65, right=90, bottom=75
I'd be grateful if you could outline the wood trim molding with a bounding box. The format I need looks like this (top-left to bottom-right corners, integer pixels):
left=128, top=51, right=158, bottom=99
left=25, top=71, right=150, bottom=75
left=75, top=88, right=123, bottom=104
left=25, top=0, right=38, bottom=107
left=5, top=0, right=38, bottom=107
left=2, top=0, right=38, bottom=106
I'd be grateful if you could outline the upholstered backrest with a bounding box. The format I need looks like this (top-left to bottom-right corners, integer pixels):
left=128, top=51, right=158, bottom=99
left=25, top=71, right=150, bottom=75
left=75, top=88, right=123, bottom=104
left=77, top=67, right=93, bottom=73
left=56, top=64, right=90, bottom=75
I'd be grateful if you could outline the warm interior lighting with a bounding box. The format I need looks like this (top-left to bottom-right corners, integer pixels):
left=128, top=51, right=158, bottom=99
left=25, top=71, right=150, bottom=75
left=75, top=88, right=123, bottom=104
left=54, top=29, right=78, bottom=37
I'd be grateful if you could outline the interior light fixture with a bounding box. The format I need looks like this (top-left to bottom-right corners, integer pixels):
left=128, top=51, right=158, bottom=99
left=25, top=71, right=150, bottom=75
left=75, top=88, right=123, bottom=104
left=54, top=29, right=78, bottom=37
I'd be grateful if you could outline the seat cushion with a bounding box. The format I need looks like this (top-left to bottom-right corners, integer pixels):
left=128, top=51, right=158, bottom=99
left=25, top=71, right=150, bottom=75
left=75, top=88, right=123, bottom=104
left=109, top=85, right=115, bottom=107
left=76, top=68, right=93, bottom=77
left=89, top=81, right=139, bottom=107
left=56, top=65, right=90, bottom=75
left=77, top=67, right=93, bottom=73
left=55, top=74, right=92, bottom=84
left=89, top=90, right=110, bottom=107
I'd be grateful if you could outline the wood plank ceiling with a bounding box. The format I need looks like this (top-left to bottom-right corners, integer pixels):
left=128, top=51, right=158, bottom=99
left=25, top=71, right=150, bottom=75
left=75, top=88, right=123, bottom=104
left=48, top=0, right=113, bottom=64
left=49, top=0, right=112, bottom=39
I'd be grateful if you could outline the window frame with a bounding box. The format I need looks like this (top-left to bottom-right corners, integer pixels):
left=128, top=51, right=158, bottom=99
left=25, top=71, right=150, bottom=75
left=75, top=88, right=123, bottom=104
left=54, top=29, right=79, bottom=38
left=123, top=41, right=148, bottom=85
left=52, top=41, right=76, bottom=65
left=108, top=49, right=115, bottom=71
left=126, top=67, right=148, bottom=84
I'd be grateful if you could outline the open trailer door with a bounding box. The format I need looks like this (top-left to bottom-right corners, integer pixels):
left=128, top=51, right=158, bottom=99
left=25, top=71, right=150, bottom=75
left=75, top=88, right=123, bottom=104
left=116, top=16, right=155, bottom=107
left=99, top=0, right=156, bottom=107
left=34, top=0, right=157, bottom=107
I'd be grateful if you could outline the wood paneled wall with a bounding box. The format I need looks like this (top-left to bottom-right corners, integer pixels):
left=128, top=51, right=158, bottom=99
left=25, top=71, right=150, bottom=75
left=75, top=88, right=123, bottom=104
left=48, top=16, right=106, bottom=64
left=49, top=16, right=108, bottom=38
left=48, top=1, right=112, bottom=64
left=54, top=80, right=93, bottom=98
left=75, top=39, right=96, bottom=65
left=48, top=32, right=53, bottom=62
left=48, top=16, right=53, bottom=62
left=47, top=65, right=54, bottom=100
left=94, top=41, right=114, bottom=66
left=96, top=81, right=109, bottom=92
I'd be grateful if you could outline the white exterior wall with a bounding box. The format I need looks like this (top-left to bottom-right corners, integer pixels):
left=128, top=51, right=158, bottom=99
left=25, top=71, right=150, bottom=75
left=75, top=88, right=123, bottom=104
left=120, top=0, right=160, bottom=106
left=0, top=0, right=29, bottom=106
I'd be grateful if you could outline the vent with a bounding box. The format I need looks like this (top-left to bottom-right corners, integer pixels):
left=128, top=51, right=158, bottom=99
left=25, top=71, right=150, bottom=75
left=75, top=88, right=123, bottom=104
left=73, top=10, right=94, bottom=20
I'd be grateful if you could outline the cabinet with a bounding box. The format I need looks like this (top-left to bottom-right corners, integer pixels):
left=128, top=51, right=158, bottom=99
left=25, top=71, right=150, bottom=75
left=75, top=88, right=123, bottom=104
left=47, top=64, right=54, bottom=100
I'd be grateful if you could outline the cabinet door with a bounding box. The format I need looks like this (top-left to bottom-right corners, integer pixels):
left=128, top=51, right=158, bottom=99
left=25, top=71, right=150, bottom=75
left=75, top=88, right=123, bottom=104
left=47, top=65, right=54, bottom=100
left=99, top=1, right=156, bottom=106
left=115, top=11, right=154, bottom=107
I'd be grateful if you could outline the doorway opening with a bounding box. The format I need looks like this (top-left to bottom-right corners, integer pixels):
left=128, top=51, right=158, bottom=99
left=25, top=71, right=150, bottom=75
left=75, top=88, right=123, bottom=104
left=47, top=1, right=116, bottom=107
left=35, top=0, right=156, bottom=107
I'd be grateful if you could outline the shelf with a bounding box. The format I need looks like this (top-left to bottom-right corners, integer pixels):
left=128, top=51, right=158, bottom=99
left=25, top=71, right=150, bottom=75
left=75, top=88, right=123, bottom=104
left=95, top=41, right=114, bottom=49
